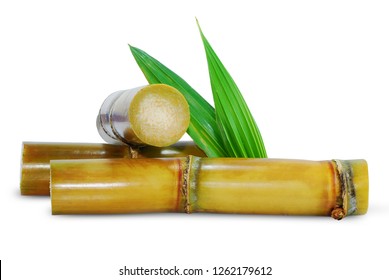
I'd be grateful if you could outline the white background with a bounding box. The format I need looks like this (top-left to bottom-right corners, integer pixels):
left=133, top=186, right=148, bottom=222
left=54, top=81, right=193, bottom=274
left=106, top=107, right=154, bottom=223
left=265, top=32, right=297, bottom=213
left=1, top=0, right=388, bottom=279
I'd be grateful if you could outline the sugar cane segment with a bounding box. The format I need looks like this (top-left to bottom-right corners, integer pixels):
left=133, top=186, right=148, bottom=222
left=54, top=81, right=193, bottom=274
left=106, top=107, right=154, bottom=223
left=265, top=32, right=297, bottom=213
left=50, top=157, right=368, bottom=219
left=97, top=84, right=190, bottom=147
left=20, top=141, right=205, bottom=196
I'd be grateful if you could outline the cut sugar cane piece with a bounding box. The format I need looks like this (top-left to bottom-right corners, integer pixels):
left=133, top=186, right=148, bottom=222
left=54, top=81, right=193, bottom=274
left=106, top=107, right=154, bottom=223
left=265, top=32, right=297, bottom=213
left=97, top=84, right=190, bottom=147
left=50, top=157, right=368, bottom=219
left=20, top=141, right=205, bottom=196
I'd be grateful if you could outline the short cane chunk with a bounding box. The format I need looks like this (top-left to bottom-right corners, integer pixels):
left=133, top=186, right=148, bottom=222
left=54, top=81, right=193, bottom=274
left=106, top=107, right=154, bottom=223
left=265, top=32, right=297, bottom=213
left=130, top=84, right=190, bottom=147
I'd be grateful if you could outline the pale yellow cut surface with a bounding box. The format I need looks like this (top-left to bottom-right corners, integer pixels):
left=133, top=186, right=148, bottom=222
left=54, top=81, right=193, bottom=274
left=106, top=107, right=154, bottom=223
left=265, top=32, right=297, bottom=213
left=129, top=84, right=190, bottom=147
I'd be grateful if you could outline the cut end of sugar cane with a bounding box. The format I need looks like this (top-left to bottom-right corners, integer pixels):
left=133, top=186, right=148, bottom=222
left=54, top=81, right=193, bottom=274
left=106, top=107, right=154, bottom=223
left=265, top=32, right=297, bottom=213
left=352, top=160, right=369, bottom=215
left=129, top=84, right=190, bottom=147
left=97, top=84, right=190, bottom=147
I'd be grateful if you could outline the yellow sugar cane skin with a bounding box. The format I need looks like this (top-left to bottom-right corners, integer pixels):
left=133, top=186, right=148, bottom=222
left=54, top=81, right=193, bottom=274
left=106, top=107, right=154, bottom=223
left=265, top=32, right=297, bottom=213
left=21, top=143, right=131, bottom=196
left=51, top=158, right=183, bottom=214
left=51, top=157, right=368, bottom=218
left=20, top=142, right=205, bottom=196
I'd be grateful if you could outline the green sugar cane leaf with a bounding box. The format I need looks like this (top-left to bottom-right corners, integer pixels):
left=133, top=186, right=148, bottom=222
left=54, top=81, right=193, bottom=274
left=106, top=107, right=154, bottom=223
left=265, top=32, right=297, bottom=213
left=129, top=45, right=227, bottom=157
left=197, top=21, right=267, bottom=158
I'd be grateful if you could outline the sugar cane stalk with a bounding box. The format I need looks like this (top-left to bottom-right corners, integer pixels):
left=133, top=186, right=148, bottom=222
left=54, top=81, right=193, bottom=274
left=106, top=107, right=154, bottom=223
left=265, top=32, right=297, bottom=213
left=50, top=156, right=368, bottom=219
left=20, top=141, right=205, bottom=196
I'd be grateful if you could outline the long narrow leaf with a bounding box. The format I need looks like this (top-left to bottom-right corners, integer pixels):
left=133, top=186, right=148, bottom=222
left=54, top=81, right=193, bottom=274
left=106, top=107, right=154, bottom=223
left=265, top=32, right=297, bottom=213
left=129, top=45, right=227, bottom=157
left=197, top=21, right=267, bottom=158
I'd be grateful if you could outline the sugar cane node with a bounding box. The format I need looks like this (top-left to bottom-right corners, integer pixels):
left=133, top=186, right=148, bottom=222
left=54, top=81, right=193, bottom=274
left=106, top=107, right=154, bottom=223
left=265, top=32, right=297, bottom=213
left=128, top=146, right=139, bottom=159
left=181, top=155, right=201, bottom=214
left=331, top=159, right=362, bottom=220
left=181, top=156, right=191, bottom=214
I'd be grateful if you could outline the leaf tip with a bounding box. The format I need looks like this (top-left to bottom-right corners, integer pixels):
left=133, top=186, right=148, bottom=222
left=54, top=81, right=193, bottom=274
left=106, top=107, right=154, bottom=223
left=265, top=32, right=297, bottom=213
left=195, top=18, right=204, bottom=37
left=128, top=44, right=141, bottom=56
